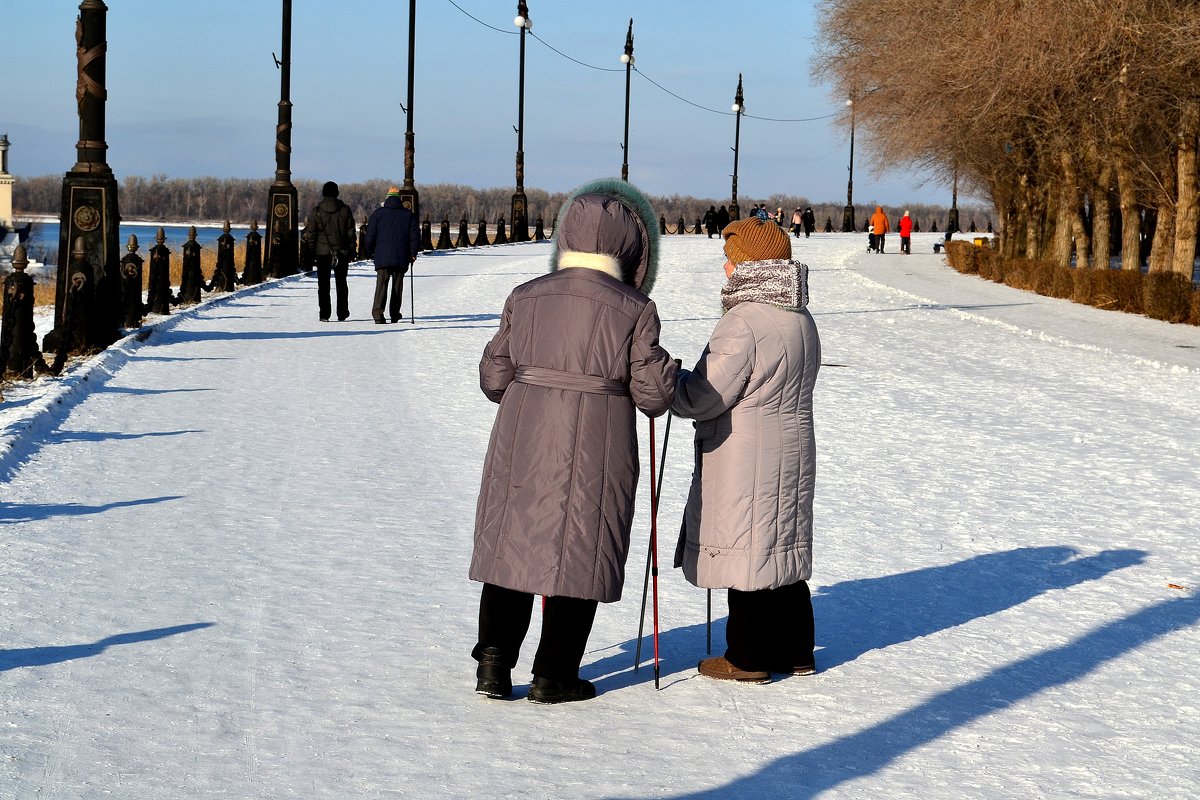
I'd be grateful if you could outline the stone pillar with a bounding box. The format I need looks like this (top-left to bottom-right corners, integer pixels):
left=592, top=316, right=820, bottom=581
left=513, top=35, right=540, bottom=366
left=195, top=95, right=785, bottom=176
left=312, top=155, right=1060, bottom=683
left=49, top=1, right=121, bottom=355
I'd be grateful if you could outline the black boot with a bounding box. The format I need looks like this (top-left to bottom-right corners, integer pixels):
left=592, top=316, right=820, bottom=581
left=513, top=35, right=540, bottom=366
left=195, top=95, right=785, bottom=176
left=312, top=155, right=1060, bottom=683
left=527, top=675, right=596, bottom=704
left=475, top=647, right=512, bottom=699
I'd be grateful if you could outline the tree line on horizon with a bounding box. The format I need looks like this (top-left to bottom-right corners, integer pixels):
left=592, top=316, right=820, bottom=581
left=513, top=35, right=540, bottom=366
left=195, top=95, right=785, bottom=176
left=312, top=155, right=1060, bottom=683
left=12, top=174, right=984, bottom=238
left=816, top=0, right=1200, bottom=274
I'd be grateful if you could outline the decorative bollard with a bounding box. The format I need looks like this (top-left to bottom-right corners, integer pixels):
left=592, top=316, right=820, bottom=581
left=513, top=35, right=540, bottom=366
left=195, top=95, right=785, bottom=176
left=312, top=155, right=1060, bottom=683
left=242, top=219, right=264, bottom=285
left=931, top=221, right=939, bottom=233
left=206, top=220, right=239, bottom=292
left=677, top=216, right=685, bottom=235
left=913, top=219, right=922, bottom=233
left=987, top=220, right=994, bottom=234
left=493, top=216, right=508, bottom=245
left=146, top=227, right=174, bottom=314
left=421, top=218, right=434, bottom=251
left=534, top=217, right=545, bottom=241
left=659, top=215, right=667, bottom=235
left=358, top=217, right=368, bottom=260
left=694, top=218, right=703, bottom=235
left=474, top=218, right=489, bottom=247
left=0, top=245, right=49, bottom=380
left=969, top=219, right=977, bottom=233
left=49, top=237, right=98, bottom=374
left=456, top=218, right=471, bottom=249
left=119, top=234, right=144, bottom=329
left=436, top=219, right=452, bottom=250
left=824, top=217, right=834, bottom=233
left=177, top=226, right=204, bottom=305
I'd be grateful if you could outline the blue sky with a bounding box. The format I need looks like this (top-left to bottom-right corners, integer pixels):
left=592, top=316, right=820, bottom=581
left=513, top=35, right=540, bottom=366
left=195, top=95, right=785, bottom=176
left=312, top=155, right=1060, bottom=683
left=3, top=0, right=955, bottom=207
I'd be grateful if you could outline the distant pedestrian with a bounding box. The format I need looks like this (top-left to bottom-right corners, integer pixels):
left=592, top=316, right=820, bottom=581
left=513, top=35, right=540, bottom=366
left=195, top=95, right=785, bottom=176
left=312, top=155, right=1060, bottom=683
left=754, top=204, right=769, bottom=222
left=898, top=210, right=913, bottom=255
left=671, top=216, right=820, bottom=684
left=803, top=207, right=816, bottom=238
left=703, top=205, right=718, bottom=238
left=870, top=206, right=890, bottom=253
left=716, top=205, right=731, bottom=232
left=470, top=178, right=677, bottom=704
left=790, top=208, right=803, bottom=238
left=363, top=187, right=420, bottom=324
left=302, top=181, right=357, bottom=321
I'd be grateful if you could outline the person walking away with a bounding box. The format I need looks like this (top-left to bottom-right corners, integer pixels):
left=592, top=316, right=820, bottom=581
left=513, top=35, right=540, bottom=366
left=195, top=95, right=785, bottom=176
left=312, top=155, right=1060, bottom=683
left=302, top=181, right=357, bottom=321
left=703, top=205, right=718, bottom=238
left=470, top=178, right=677, bottom=704
left=870, top=205, right=890, bottom=253
left=898, top=210, right=913, bottom=254
left=790, top=207, right=803, bottom=238
left=715, top=205, right=731, bottom=232
left=802, top=206, right=816, bottom=238
left=364, top=187, right=420, bottom=324
left=671, top=216, right=820, bottom=684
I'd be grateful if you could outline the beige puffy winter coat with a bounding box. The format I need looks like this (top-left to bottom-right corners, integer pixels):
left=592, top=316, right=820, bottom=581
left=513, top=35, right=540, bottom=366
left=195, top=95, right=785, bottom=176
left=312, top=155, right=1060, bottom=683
left=672, top=262, right=820, bottom=591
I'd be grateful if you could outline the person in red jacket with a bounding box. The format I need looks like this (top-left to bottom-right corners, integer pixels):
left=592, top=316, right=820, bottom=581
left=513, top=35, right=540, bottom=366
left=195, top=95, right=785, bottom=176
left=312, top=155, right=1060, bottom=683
left=898, top=210, right=914, bottom=254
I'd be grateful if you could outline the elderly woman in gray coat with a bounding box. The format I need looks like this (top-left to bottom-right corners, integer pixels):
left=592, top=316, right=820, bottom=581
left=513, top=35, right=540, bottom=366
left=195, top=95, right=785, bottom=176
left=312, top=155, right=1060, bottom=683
left=672, top=216, right=821, bottom=684
left=470, top=179, right=677, bottom=704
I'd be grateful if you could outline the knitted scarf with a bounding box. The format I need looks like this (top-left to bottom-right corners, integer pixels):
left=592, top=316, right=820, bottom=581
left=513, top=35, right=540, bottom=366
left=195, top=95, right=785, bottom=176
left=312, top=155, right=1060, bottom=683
left=720, top=259, right=810, bottom=313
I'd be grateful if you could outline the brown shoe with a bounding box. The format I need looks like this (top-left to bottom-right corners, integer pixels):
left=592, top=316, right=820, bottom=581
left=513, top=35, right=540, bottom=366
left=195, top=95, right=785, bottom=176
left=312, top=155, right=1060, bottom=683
left=697, top=656, right=771, bottom=684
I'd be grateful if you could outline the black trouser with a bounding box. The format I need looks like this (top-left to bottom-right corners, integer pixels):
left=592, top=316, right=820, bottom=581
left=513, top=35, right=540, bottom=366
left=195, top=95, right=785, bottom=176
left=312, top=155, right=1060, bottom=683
left=901, top=235, right=911, bottom=254
left=372, top=267, right=406, bottom=322
left=316, top=253, right=349, bottom=320
left=724, top=580, right=814, bottom=672
left=474, top=583, right=598, bottom=683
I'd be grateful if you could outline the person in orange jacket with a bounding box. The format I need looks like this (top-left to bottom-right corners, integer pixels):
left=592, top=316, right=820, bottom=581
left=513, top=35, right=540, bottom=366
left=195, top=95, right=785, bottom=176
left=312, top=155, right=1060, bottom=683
left=870, top=206, right=890, bottom=253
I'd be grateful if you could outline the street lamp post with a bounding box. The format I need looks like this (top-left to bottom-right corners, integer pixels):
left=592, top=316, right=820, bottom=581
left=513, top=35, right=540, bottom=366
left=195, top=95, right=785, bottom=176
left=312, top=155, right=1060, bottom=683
left=730, top=74, right=744, bottom=221
left=397, top=0, right=420, bottom=220
left=511, top=2, right=531, bottom=242
left=948, top=162, right=959, bottom=235
left=264, top=0, right=298, bottom=277
left=620, top=18, right=634, bottom=182
left=842, top=95, right=856, bottom=232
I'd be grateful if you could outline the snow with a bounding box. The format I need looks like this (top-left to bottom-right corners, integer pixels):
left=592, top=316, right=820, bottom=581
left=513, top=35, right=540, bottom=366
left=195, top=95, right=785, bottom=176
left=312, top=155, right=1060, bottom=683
left=2, top=232, right=1198, bottom=799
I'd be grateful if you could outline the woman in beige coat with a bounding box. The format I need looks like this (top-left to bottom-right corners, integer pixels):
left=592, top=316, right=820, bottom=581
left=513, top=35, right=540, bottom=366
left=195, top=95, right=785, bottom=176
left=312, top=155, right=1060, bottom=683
left=471, top=179, right=677, bottom=704
left=672, top=217, right=820, bottom=683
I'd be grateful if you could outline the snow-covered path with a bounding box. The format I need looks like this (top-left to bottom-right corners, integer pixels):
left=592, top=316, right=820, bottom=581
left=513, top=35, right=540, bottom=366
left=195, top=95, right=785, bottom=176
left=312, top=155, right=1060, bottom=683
left=2, top=234, right=1198, bottom=799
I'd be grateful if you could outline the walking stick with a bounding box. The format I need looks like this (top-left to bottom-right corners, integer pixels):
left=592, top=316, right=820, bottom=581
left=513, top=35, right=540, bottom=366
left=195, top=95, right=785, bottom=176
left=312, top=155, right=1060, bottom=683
left=409, top=258, right=416, bottom=323
left=634, top=412, right=672, bottom=687
left=706, top=589, right=712, bottom=655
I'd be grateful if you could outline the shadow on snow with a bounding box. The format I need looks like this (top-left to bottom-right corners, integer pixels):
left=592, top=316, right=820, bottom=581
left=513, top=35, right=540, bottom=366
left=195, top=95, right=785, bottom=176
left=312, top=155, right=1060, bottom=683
left=0, top=623, right=215, bottom=672
left=0, top=494, right=184, bottom=524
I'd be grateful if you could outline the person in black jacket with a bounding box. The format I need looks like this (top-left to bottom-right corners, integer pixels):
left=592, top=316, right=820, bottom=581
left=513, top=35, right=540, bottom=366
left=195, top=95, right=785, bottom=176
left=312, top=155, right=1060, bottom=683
left=302, top=181, right=357, bottom=321
left=364, top=187, right=421, bottom=324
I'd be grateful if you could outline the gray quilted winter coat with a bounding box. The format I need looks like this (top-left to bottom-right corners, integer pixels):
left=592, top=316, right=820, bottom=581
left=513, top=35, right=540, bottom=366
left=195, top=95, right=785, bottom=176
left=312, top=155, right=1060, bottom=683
left=672, top=259, right=820, bottom=591
left=470, top=183, right=677, bottom=603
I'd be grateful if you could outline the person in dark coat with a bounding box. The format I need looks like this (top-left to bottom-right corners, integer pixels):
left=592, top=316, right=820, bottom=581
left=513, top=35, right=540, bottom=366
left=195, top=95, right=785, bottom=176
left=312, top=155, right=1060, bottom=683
left=470, top=178, right=678, bottom=704
left=703, top=205, right=718, bottom=238
left=302, top=182, right=357, bottom=321
left=802, top=206, right=816, bottom=238
left=363, top=187, right=420, bottom=324
left=715, top=205, right=731, bottom=232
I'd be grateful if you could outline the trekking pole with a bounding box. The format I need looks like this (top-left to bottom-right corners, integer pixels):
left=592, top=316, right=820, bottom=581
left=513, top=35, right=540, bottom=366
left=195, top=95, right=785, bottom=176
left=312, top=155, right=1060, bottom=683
left=634, top=411, right=672, bottom=686
left=706, top=589, right=712, bottom=655
left=409, top=258, right=416, bottom=323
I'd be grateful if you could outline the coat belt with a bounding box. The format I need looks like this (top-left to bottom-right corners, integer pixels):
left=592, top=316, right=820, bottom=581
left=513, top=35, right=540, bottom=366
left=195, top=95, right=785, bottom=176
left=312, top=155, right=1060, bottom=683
left=514, top=366, right=630, bottom=396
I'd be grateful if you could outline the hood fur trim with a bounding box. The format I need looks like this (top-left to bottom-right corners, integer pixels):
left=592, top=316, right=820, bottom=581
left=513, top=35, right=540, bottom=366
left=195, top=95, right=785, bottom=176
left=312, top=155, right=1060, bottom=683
left=557, top=251, right=625, bottom=281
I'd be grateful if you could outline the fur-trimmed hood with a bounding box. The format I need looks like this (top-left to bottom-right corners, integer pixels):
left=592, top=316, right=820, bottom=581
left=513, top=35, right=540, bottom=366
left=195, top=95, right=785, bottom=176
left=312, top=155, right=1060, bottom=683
left=549, top=178, right=660, bottom=295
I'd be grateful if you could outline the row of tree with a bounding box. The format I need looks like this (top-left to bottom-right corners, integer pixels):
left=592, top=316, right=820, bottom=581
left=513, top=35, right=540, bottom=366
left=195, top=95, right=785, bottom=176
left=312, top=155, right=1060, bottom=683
left=816, top=0, right=1200, bottom=274
left=12, top=174, right=981, bottom=237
